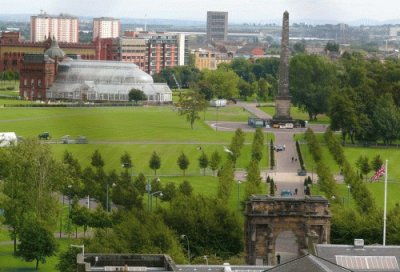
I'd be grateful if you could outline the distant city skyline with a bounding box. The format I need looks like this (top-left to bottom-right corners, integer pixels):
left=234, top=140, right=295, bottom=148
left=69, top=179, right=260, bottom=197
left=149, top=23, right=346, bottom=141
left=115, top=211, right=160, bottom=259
left=1, top=0, right=400, bottom=24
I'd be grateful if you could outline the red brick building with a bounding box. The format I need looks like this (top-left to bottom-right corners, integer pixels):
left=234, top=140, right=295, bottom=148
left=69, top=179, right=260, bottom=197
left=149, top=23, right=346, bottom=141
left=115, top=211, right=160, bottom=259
left=0, top=32, right=113, bottom=72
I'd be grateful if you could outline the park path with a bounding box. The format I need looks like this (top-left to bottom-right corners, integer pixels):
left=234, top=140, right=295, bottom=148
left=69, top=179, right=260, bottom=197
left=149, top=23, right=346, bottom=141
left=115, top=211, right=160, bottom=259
left=237, top=101, right=272, bottom=119
left=234, top=102, right=305, bottom=197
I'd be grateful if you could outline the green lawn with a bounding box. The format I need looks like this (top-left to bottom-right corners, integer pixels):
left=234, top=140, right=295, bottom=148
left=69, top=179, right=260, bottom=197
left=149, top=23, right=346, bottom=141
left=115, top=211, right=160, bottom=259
left=0, top=107, right=237, bottom=142
left=50, top=142, right=270, bottom=175
left=0, top=238, right=77, bottom=272
left=259, top=105, right=330, bottom=123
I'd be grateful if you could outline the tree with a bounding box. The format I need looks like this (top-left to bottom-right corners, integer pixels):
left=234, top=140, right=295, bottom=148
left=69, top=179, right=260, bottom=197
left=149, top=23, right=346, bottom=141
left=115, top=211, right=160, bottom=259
left=91, top=149, right=104, bottom=168
left=198, top=152, right=209, bottom=176
left=18, top=219, right=58, bottom=270
left=373, top=93, right=400, bottom=144
left=293, top=41, right=306, bottom=54
left=162, top=182, right=177, bottom=202
left=290, top=54, right=338, bottom=120
left=149, top=151, right=161, bottom=176
left=228, top=128, right=245, bottom=166
left=178, top=91, right=207, bottom=129
left=355, top=156, right=371, bottom=180
left=209, top=150, right=221, bottom=175
left=128, top=88, right=147, bottom=103
left=199, top=69, right=240, bottom=99
left=177, top=152, right=190, bottom=176
left=252, top=128, right=264, bottom=161
left=257, top=78, right=271, bottom=101
left=179, top=180, right=193, bottom=196
left=371, top=155, right=383, bottom=172
left=217, top=161, right=234, bottom=202
left=111, top=171, right=143, bottom=210
left=120, top=152, right=132, bottom=170
left=57, top=247, right=81, bottom=272
left=325, top=41, right=340, bottom=53
left=245, top=159, right=262, bottom=198
left=329, top=90, right=358, bottom=144
left=1, top=139, right=66, bottom=254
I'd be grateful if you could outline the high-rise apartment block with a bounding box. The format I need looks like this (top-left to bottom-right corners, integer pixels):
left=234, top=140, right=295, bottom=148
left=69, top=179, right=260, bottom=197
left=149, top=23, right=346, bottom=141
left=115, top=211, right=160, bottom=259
left=118, top=31, right=188, bottom=75
left=31, top=12, right=79, bottom=43
left=207, top=11, right=228, bottom=42
left=93, top=17, right=120, bottom=41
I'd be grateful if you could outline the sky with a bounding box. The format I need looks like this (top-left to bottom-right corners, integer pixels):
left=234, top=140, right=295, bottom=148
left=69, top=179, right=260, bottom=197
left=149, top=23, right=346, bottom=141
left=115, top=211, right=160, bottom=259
left=1, top=0, right=400, bottom=24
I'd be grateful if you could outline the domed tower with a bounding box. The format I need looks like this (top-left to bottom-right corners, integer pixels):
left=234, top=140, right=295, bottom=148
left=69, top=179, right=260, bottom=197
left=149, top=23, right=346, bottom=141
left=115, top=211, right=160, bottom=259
left=44, top=38, right=66, bottom=60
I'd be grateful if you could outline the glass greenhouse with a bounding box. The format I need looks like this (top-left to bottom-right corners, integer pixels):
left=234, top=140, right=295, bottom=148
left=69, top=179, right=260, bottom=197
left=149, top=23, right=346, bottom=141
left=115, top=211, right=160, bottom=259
left=47, top=60, right=172, bottom=103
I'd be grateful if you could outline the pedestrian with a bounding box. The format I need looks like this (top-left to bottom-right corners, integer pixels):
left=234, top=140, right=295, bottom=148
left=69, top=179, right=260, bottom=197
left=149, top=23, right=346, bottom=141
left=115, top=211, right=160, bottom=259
left=295, top=158, right=298, bottom=162
left=295, top=188, right=298, bottom=195
left=276, top=254, right=281, bottom=264
left=291, top=157, right=294, bottom=163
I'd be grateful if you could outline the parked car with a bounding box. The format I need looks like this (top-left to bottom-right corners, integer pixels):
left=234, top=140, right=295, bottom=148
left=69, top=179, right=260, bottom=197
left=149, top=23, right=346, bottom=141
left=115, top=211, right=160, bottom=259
left=275, top=144, right=286, bottom=151
left=61, top=135, right=75, bottom=144
left=76, top=136, right=88, bottom=144
left=280, top=189, right=293, bottom=197
left=38, top=132, right=51, bottom=140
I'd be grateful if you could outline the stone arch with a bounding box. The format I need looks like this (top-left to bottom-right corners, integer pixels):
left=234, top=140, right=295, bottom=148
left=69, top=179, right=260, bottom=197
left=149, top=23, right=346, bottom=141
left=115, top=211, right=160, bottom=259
left=244, top=195, right=331, bottom=265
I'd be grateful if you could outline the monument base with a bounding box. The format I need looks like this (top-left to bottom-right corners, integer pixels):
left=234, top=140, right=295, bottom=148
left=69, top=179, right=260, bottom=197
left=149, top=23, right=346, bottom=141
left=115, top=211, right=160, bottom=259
left=274, top=97, right=292, bottom=121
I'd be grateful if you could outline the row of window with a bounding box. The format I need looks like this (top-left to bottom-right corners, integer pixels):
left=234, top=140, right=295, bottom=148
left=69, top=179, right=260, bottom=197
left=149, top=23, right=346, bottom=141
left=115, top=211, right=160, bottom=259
left=23, top=78, right=42, bottom=87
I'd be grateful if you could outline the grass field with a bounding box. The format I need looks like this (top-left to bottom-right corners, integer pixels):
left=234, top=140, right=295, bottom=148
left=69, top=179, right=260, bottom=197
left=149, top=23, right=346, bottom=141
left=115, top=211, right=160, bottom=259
left=259, top=105, right=330, bottom=123
left=51, top=142, right=270, bottom=175
left=298, top=131, right=400, bottom=210
left=0, top=237, right=78, bottom=272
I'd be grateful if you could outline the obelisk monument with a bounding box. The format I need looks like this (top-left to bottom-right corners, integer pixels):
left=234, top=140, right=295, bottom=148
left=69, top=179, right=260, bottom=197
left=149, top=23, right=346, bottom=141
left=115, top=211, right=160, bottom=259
left=274, top=11, right=292, bottom=121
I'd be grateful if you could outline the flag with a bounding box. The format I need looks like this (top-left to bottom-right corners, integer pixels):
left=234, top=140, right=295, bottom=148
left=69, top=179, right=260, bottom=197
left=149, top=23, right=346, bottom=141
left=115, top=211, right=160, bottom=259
left=370, top=165, right=385, bottom=181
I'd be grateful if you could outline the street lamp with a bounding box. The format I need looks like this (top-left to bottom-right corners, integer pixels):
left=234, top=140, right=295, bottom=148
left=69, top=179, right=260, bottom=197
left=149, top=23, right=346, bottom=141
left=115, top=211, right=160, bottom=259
left=151, top=191, right=163, bottom=210
left=347, top=185, right=351, bottom=205
left=181, top=234, right=191, bottom=264
left=146, top=178, right=160, bottom=212
left=106, top=182, right=116, bottom=212
left=146, top=179, right=152, bottom=212
left=70, top=244, right=85, bottom=258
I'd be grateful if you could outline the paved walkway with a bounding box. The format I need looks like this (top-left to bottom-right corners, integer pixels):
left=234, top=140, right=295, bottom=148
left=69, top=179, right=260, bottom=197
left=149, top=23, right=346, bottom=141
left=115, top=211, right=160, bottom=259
left=237, top=102, right=272, bottom=119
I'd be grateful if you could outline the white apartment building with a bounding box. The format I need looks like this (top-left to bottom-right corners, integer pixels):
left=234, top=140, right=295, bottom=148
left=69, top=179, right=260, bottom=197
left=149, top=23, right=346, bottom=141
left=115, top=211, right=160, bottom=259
left=31, top=13, right=79, bottom=43
left=93, top=17, right=120, bottom=41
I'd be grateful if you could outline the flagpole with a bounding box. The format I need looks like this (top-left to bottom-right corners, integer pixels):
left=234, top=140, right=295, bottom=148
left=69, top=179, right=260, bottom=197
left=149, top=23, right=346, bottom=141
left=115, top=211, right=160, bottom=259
left=383, top=159, right=388, bottom=246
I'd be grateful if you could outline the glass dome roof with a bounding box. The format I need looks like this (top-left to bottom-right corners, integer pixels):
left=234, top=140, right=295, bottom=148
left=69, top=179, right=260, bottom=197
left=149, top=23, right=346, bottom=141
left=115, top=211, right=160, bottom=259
left=57, top=60, right=154, bottom=84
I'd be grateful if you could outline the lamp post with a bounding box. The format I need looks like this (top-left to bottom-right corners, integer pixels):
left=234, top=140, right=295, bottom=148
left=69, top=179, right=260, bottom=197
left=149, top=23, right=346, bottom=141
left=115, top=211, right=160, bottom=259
left=347, top=185, right=351, bottom=206
left=67, top=185, right=72, bottom=238
left=106, top=183, right=116, bottom=212
left=146, top=178, right=160, bottom=212
left=70, top=244, right=85, bottom=258
left=216, top=105, right=219, bottom=131
left=146, top=179, right=152, bottom=212
left=181, top=234, right=191, bottom=264
left=151, top=191, right=163, bottom=210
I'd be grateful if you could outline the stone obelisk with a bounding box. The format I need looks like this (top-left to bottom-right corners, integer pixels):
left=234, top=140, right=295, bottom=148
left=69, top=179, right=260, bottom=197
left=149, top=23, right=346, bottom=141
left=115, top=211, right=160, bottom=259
left=274, top=11, right=292, bottom=121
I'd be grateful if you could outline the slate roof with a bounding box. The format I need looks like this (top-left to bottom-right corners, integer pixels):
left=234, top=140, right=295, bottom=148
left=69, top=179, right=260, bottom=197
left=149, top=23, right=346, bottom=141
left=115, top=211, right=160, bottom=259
left=316, top=244, right=400, bottom=272
left=265, top=254, right=353, bottom=272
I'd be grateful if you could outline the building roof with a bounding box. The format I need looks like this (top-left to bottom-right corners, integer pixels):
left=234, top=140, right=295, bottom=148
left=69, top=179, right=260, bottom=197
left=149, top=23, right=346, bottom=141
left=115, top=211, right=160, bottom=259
left=45, top=39, right=66, bottom=59
left=47, top=59, right=171, bottom=101
left=316, top=243, right=400, bottom=272
left=56, top=59, right=153, bottom=84
left=265, top=254, right=353, bottom=272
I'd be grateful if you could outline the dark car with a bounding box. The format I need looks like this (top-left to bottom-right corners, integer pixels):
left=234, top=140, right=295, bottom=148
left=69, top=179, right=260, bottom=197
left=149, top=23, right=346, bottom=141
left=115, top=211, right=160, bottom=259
left=38, top=132, right=50, bottom=140
left=76, top=136, right=88, bottom=144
